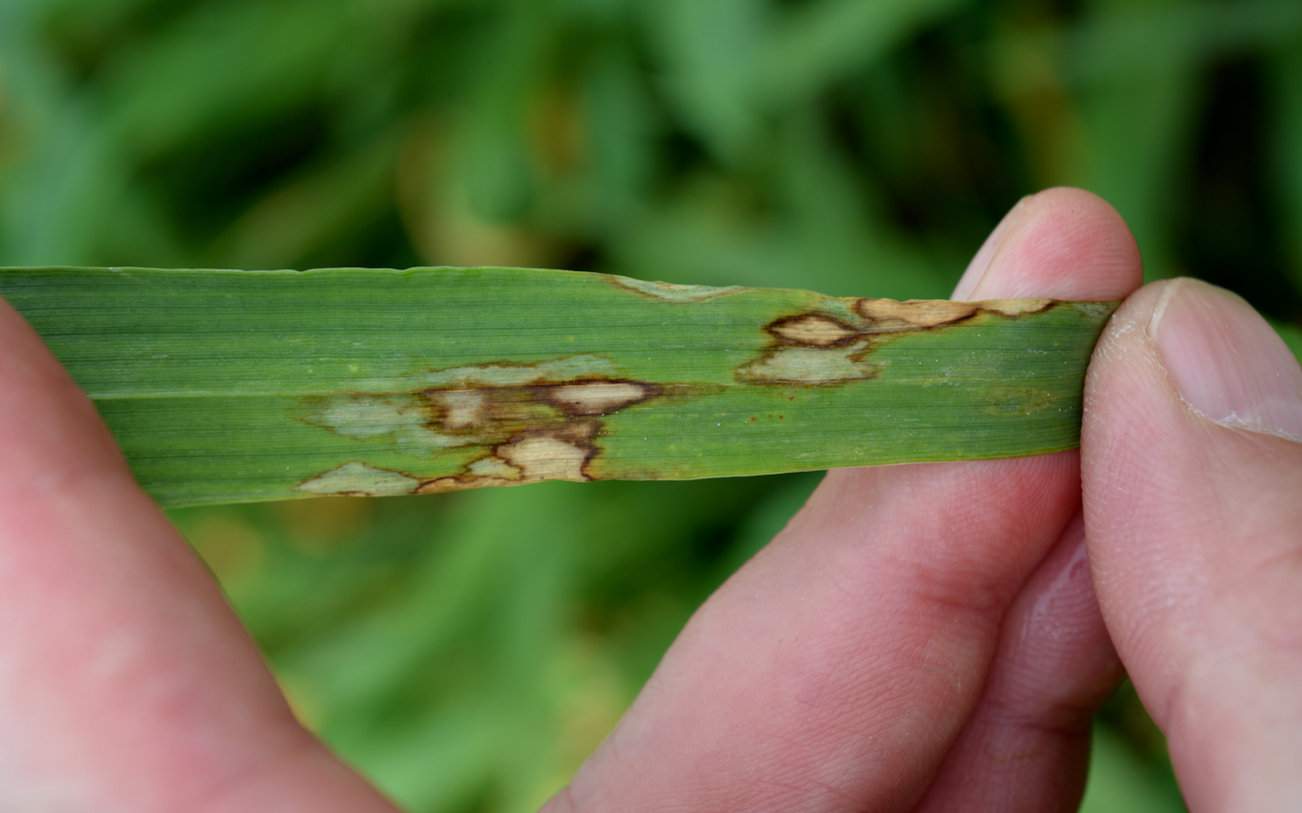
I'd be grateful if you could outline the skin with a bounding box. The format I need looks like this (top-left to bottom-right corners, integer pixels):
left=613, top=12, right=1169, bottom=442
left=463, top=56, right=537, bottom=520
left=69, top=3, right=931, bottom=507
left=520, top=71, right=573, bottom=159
left=1, top=188, right=1299, bottom=811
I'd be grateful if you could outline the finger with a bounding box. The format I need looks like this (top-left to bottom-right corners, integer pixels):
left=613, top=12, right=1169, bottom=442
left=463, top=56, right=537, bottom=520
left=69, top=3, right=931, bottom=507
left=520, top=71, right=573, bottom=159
left=1083, top=278, right=1302, bottom=811
left=954, top=188, right=1140, bottom=299
left=914, top=185, right=1149, bottom=808
left=549, top=188, right=1142, bottom=812
left=0, top=299, right=396, bottom=812
left=913, top=518, right=1121, bottom=812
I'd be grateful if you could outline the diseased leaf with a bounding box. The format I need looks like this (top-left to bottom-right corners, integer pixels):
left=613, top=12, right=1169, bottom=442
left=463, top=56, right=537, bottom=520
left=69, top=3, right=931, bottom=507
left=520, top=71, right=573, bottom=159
left=0, top=266, right=1116, bottom=507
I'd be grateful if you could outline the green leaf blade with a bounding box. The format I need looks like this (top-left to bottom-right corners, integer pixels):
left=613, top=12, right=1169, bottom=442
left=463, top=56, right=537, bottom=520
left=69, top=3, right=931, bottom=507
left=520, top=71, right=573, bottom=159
left=1, top=266, right=1116, bottom=506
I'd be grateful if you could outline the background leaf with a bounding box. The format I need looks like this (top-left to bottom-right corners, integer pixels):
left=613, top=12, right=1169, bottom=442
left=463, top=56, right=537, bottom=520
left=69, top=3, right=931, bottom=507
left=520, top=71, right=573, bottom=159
left=5, top=0, right=1299, bottom=808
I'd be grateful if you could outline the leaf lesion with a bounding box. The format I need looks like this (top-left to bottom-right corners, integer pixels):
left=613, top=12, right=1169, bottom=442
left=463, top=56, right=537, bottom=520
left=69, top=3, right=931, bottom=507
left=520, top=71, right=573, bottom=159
left=738, top=297, right=1060, bottom=387
left=607, top=274, right=746, bottom=302
left=297, top=358, right=669, bottom=496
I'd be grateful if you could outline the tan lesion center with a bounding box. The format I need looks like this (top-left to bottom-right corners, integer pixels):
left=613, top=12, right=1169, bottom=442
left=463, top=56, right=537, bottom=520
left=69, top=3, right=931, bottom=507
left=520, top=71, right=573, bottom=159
left=300, top=359, right=660, bottom=496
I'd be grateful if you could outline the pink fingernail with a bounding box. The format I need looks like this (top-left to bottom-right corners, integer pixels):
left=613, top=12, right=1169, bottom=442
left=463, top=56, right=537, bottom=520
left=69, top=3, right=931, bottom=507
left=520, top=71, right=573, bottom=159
left=1151, top=279, right=1302, bottom=443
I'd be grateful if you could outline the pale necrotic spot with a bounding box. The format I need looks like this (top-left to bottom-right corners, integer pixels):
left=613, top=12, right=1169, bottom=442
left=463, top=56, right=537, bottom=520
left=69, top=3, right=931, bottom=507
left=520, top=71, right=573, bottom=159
left=467, top=456, right=523, bottom=481
left=548, top=381, right=651, bottom=415
left=979, top=299, right=1053, bottom=317
left=435, top=389, right=485, bottom=429
left=298, top=462, right=421, bottom=497
left=417, top=355, right=617, bottom=388
left=496, top=435, right=590, bottom=481
left=855, top=299, right=977, bottom=332
left=314, top=395, right=417, bottom=438
left=352, top=355, right=619, bottom=394
left=307, top=356, right=665, bottom=492
left=768, top=314, right=861, bottom=347
left=610, top=275, right=744, bottom=302
left=415, top=454, right=530, bottom=494
left=307, top=394, right=465, bottom=449
left=738, top=341, right=878, bottom=385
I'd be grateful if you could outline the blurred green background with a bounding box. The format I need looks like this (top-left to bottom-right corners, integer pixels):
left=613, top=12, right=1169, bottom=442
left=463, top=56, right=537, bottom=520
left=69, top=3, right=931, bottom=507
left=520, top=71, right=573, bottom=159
left=5, top=0, right=1301, bottom=809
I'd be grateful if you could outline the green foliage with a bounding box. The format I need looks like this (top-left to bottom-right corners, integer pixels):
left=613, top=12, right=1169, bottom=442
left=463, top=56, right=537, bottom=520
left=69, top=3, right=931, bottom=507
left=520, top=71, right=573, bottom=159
left=4, top=0, right=1299, bottom=809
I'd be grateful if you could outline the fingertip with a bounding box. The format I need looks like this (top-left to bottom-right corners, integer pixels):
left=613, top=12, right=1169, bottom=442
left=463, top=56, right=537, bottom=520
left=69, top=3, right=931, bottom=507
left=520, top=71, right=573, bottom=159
left=1082, top=277, right=1302, bottom=527
left=1081, top=278, right=1302, bottom=809
left=0, top=297, right=134, bottom=503
left=956, top=187, right=1142, bottom=302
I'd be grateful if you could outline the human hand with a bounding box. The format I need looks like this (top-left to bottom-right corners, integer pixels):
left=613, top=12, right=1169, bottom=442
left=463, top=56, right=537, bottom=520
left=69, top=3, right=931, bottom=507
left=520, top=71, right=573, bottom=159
left=546, top=189, right=1302, bottom=811
left=1, top=189, right=1298, bottom=811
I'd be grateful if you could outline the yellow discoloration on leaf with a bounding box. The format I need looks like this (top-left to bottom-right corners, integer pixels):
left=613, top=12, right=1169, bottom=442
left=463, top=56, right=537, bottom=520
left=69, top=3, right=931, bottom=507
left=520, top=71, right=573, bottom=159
left=298, top=462, right=421, bottom=496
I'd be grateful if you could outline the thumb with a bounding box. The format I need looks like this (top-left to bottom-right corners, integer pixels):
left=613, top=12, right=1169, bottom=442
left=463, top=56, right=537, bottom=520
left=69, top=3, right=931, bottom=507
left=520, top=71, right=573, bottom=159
left=1082, top=278, right=1302, bottom=811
